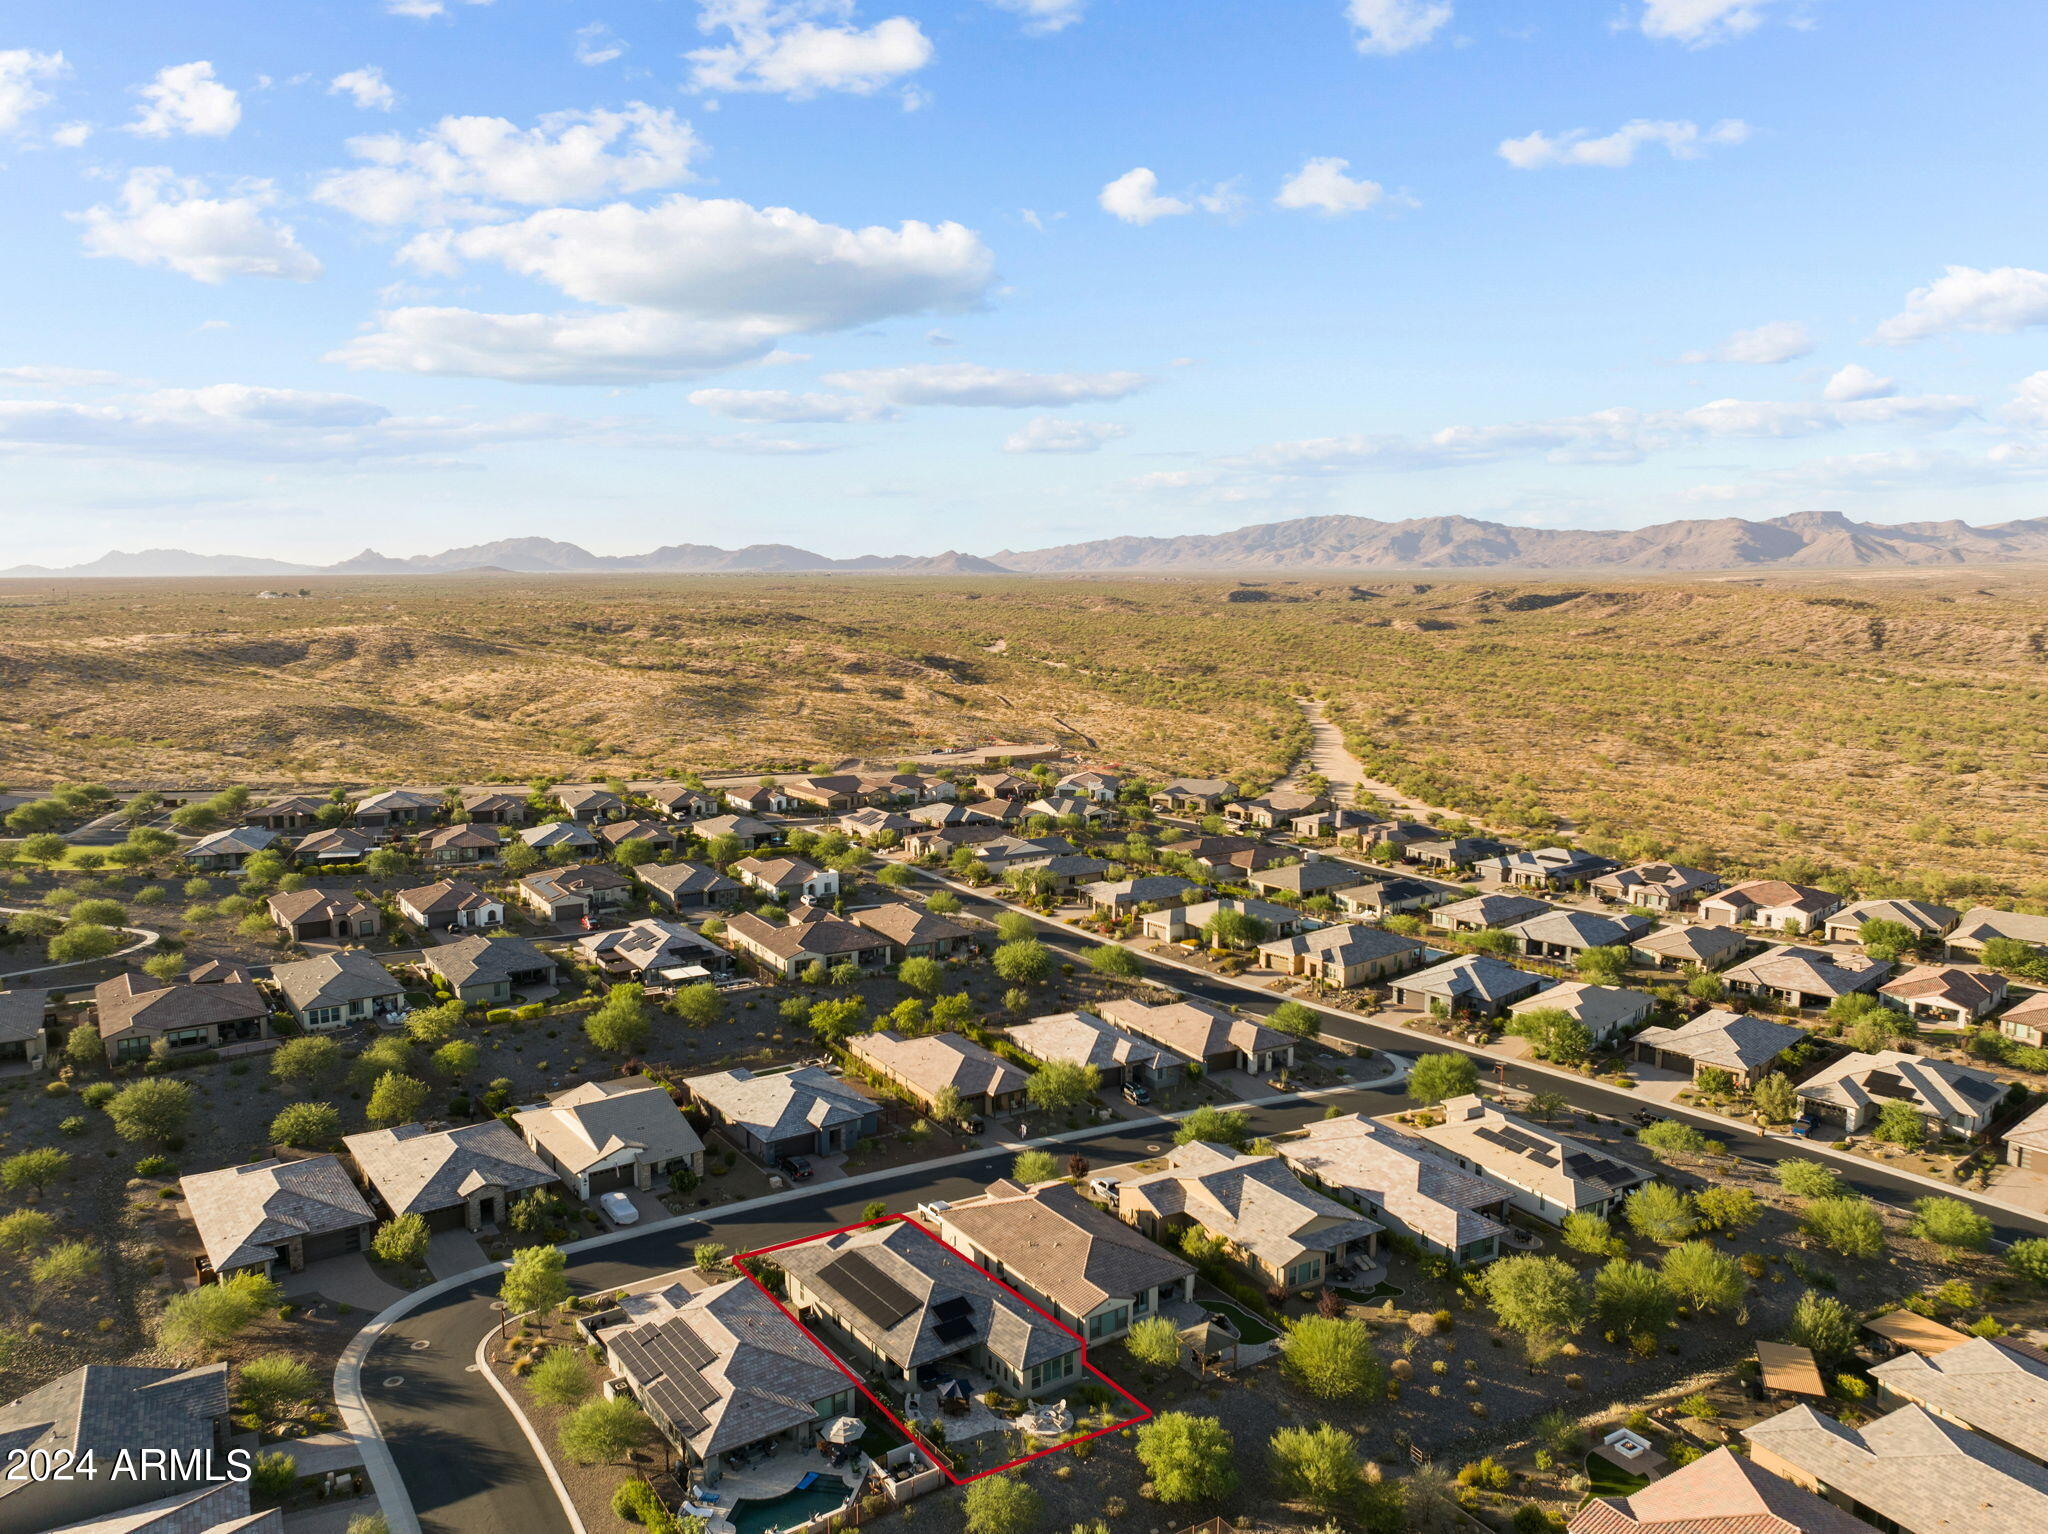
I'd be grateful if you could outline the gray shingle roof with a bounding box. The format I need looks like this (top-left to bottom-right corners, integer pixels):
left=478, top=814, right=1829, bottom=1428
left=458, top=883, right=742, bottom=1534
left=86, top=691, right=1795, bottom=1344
left=1867, top=1338, right=2048, bottom=1465
left=683, top=1066, right=877, bottom=1144
left=847, top=1030, right=1026, bottom=1102
left=267, top=952, right=403, bottom=1014
left=0, top=987, right=47, bottom=1047
left=1116, top=1141, right=1381, bottom=1270
left=0, top=1363, right=229, bottom=1513
left=343, top=1120, right=557, bottom=1215
left=633, top=861, right=740, bottom=901
left=1399, top=954, right=1547, bottom=1006
left=1004, top=1011, right=1184, bottom=1077
left=419, top=934, right=555, bottom=989
left=1277, top=1114, right=1511, bottom=1254
left=94, top=973, right=271, bottom=1042
left=1633, top=1009, right=1806, bottom=1072
left=1096, top=997, right=1290, bottom=1063
left=938, top=1180, right=1194, bottom=1316
left=178, top=1156, right=376, bottom=1273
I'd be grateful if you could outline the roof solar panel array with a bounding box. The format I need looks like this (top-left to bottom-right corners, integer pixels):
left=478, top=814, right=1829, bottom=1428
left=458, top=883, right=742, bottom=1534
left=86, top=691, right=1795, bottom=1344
left=821, top=1250, right=917, bottom=1330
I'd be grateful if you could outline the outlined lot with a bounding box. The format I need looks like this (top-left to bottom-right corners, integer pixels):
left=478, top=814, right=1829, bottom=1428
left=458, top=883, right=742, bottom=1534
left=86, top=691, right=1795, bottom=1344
left=735, top=1214, right=1152, bottom=1484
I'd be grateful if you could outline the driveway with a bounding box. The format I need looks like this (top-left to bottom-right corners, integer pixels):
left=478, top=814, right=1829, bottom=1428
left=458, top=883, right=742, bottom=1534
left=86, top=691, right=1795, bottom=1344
left=284, top=1254, right=409, bottom=1314
left=426, top=1230, right=491, bottom=1282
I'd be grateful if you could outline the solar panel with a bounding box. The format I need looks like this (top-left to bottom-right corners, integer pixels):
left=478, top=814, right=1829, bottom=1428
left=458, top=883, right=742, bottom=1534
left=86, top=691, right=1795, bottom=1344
left=822, top=1251, right=917, bottom=1330
left=932, top=1296, right=973, bottom=1323
left=933, top=1315, right=977, bottom=1345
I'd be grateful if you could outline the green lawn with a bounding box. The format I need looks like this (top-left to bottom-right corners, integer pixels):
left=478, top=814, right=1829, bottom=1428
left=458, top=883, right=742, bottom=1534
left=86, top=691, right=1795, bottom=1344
left=1584, top=1452, right=1653, bottom=1500
left=1205, top=1299, right=1279, bottom=1346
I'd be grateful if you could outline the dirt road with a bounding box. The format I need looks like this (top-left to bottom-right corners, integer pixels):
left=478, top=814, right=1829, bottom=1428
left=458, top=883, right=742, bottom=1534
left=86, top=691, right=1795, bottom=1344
left=1282, top=697, right=1444, bottom=819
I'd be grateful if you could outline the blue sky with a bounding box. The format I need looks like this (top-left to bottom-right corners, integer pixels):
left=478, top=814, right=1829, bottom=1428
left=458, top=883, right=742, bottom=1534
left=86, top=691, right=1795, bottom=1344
left=4, top=0, right=2048, bottom=563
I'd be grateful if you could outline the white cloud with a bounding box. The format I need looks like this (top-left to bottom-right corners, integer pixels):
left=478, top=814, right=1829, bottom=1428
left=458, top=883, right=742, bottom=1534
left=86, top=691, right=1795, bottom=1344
left=687, top=387, right=895, bottom=422
left=75, top=169, right=322, bottom=285
left=1004, top=416, right=1129, bottom=453
left=575, top=23, right=627, bottom=64
left=0, top=49, right=66, bottom=136
left=0, top=365, right=125, bottom=387
left=314, top=104, right=701, bottom=226
left=2003, top=372, right=2048, bottom=430
left=979, top=0, right=1086, bottom=34
left=387, top=0, right=494, bottom=17
left=1870, top=265, right=2048, bottom=345
left=686, top=1, right=932, bottom=99
left=1346, top=0, right=1452, bottom=55
left=1678, top=320, right=1812, bottom=365
left=1498, top=118, right=1749, bottom=169
left=329, top=67, right=397, bottom=112
left=1637, top=0, right=1776, bottom=47
left=1274, top=156, right=1388, bottom=215
left=127, top=61, right=240, bottom=139
left=820, top=362, right=1149, bottom=406
left=1822, top=364, right=1896, bottom=403
left=50, top=120, right=91, bottom=146
left=1099, top=167, right=1191, bottom=225
left=333, top=194, right=994, bottom=384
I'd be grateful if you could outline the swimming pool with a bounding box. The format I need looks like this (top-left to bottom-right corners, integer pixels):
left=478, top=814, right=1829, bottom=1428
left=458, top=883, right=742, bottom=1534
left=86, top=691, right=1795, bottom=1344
left=728, top=1482, right=851, bottom=1534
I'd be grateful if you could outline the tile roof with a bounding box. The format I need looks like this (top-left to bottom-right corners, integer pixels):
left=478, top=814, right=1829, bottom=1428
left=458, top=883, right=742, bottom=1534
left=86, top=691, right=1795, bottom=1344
left=0, top=1364, right=229, bottom=1513
left=1632, top=922, right=1751, bottom=965
left=1435, top=893, right=1556, bottom=929
left=850, top=903, right=977, bottom=948
left=1867, top=1338, right=2048, bottom=1464
left=1248, top=860, right=1375, bottom=896
left=1880, top=965, right=2005, bottom=1013
left=1080, top=874, right=1201, bottom=907
left=1277, top=1114, right=1511, bottom=1253
left=683, top=1065, right=878, bottom=1143
left=396, top=878, right=497, bottom=916
left=0, top=987, right=48, bottom=1047
left=726, top=907, right=893, bottom=961
left=1398, top=954, right=1548, bottom=1006
left=94, top=973, right=270, bottom=1042
left=1634, top=1009, right=1807, bottom=1071
left=937, top=1180, right=1194, bottom=1316
left=632, top=861, right=740, bottom=901
left=694, top=813, right=779, bottom=841
left=267, top=952, right=403, bottom=1013
left=1725, top=945, right=1888, bottom=999
left=1795, top=1049, right=2004, bottom=1124
left=178, top=1155, right=375, bottom=1273
left=265, top=888, right=377, bottom=928
left=734, top=855, right=828, bottom=889
left=187, top=827, right=277, bottom=857
left=514, top=1078, right=703, bottom=1176
left=294, top=827, right=377, bottom=858
left=519, top=862, right=631, bottom=903
left=2002, top=1098, right=2048, bottom=1154
left=419, top=933, right=555, bottom=988
left=343, top=1120, right=556, bottom=1215
left=1705, top=880, right=1840, bottom=916
left=1004, top=1011, right=1185, bottom=1077
left=1096, top=997, right=1290, bottom=1063
left=46, top=1480, right=279, bottom=1534
left=1117, top=1142, right=1381, bottom=1270
left=1258, top=923, right=1423, bottom=967
left=1506, top=909, right=1651, bottom=949
left=417, top=823, right=500, bottom=851
left=1506, top=981, right=1654, bottom=1037
left=1743, top=1403, right=2048, bottom=1534
left=1828, top=899, right=1959, bottom=936
left=847, top=1030, right=1026, bottom=1102
left=1412, top=1096, right=1651, bottom=1208
left=1948, top=907, right=2048, bottom=950
left=1590, top=863, right=1721, bottom=902
left=1568, top=1444, right=1874, bottom=1534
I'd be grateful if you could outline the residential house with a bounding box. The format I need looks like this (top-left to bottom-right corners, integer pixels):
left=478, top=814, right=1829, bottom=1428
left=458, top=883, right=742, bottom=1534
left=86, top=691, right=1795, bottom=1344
left=45, top=1481, right=278, bottom=1534
left=1055, top=769, right=1121, bottom=803
left=1141, top=896, right=1303, bottom=944
left=778, top=1219, right=1081, bottom=1399
left=1004, top=1010, right=1187, bottom=1093
left=1335, top=876, right=1461, bottom=920
left=1699, top=881, right=1843, bottom=935
left=907, top=800, right=1013, bottom=830
left=721, top=784, right=789, bottom=816
left=683, top=1065, right=881, bottom=1163
left=1289, top=806, right=1382, bottom=840
left=1725, top=945, right=1890, bottom=1011
left=395, top=878, right=503, bottom=932
left=1161, top=834, right=1294, bottom=875
left=646, top=784, right=720, bottom=819
left=1589, top=862, right=1722, bottom=913
left=1999, top=991, right=2048, bottom=1047
left=1794, top=1050, right=2005, bottom=1137
left=1881, top=966, right=2008, bottom=1026
left=1432, top=893, right=1555, bottom=933
left=185, top=825, right=277, bottom=872
left=553, top=786, right=626, bottom=822
left=2002, top=1100, right=2048, bottom=1171
left=293, top=826, right=378, bottom=864
left=1244, top=858, right=1374, bottom=902
left=1744, top=1403, right=2048, bottom=1534
left=1225, top=791, right=1329, bottom=829
left=1079, top=874, right=1200, bottom=915
left=1020, top=792, right=1116, bottom=826
left=186, top=959, right=251, bottom=985
left=634, top=860, right=743, bottom=913
left=1408, top=836, right=1510, bottom=872
left=836, top=807, right=917, bottom=840
left=0, top=1363, right=235, bottom=1534
left=905, top=825, right=1036, bottom=862
left=973, top=771, right=1033, bottom=801
left=1097, top=997, right=1296, bottom=1076
left=733, top=855, right=839, bottom=903
left=596, top=1277, right=858, bottom=1480
left=1472, top=846, right=1619, bottom=890
left=514, top=1078, right=704, bottom=1198
left=416, top=934, right=558, bottom=1005
left=1505, top=908, right=1651, bottom=962
left=1631, top=922, right=1752, bottom=971
left=515, top=862, right=634, bottom=922
left=94, top=972, right=271, bottom=1063
left=518, top=820, right=603, bottom=856
left=851, top=903, right=978, bottom=961
left=596, top=819, right=685, bottom=856
left=1150, top=778, right=1234, bottom=814
left=1567, top=1444, right=1882, bottom=1534
left=1334, top=818, right=1441, bottom=855
left=1631, top=1009, right=1808, bottom=1088
left=416, top=823, right=500, bottom=866
left=1277, top=1113, right=1513, bottom=1266
left=1258, top=924, right=1424, bottom=988
left=1410, top=1096, right=1651, bottom=1225
left=1945, top=907, right=2048, bottom=964
left=344, top=1120, right=557, bottom=1232
left=267, top=952, right=404, bottom=1031
left=576, top=918, right=726, bottom=985
left=353, top=789, right=441, bottom=829
left=694, top=813, right=781, bottom=851
left=458, top=789, right=530, bottom=825
left=1007, top=852, right=1113, bottom=891
left=1868, top=1337, right=2048, bottom=1468
left=265, top=888, right=380, bottom=942
left=846, top=1030, right=1028, bottom=1120
left=1506, top=981, right=1654, bottom=1044
left=178, top=1156, right=376, bottom=1279
left=933, top=1179, right=1196, bottom=1342
left=248, top=795, right=326, bottom=831
left=1114, top=1141, right=1381, bottom=1292
left=0, top=990, right=48, bottom=1073
left=1391, top=954, right=1550, bottom=1019
left=722, top=905, right=894, bottom=979
left=1822, top=899, right=1960, bottom=946
left=780, top=775, right=867, bottom=813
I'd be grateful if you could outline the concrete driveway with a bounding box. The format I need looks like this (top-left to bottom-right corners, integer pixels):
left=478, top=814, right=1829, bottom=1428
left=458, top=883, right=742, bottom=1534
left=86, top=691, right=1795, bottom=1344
left=426, top=1229, right=491, bottom=1281
left=283, top=1254, right=408, bottom=1314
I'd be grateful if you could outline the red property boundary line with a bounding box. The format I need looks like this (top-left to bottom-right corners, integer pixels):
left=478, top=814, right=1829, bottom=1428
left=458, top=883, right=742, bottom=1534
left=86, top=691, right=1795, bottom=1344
left=734, top=1213, right=1152, bottom=1485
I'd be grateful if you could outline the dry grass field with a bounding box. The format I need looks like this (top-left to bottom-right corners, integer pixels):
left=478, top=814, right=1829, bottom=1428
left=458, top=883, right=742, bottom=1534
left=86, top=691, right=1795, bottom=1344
left=1, top=566, right=2043, bottom=896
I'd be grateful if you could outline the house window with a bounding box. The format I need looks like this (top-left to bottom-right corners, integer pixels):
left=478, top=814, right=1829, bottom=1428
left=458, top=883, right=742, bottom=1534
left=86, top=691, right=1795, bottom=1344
left=1088, top=1307, right=1129, bottom=1340
left=1132, top=1289, right=1150, bottom=1316
left=1029, top=1352, right=1075, bottom=1390
left=1286, top=1258, right=1321, bottom=1287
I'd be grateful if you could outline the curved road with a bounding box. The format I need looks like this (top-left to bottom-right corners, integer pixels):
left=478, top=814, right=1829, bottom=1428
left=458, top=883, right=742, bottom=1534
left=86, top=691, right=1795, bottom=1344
left=0, top=904, right=159, bottom=981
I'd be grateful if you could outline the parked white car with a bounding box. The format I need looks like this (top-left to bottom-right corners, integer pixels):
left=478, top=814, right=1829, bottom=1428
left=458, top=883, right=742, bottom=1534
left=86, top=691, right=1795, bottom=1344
left=599, top=1190, right=639, bottom=1225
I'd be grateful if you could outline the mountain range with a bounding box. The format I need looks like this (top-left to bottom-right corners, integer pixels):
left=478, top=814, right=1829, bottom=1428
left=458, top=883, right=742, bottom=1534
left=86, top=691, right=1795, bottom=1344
left=8, top=511, right=2048, bottom=579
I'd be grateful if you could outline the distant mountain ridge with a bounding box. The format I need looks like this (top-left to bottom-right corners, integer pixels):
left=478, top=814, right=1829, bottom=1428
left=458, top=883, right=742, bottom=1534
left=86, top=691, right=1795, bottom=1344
left=8, top=511, right=2048, bottom=579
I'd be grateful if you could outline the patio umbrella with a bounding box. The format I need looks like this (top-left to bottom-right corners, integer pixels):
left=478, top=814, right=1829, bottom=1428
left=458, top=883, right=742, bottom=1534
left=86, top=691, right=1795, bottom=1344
left=937, top=1378, right=970, bottom=1404
left=822, top=1417, right=865, bottom=1445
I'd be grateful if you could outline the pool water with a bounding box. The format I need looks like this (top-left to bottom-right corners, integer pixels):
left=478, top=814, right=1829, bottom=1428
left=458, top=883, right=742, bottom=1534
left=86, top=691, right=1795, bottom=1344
left=728, top=1482, right=852, bottom=1534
